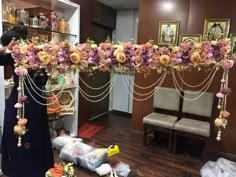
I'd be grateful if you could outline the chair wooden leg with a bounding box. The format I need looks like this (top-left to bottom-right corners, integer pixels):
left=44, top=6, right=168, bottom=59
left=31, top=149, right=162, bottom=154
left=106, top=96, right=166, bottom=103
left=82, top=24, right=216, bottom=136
left=143, top=125, right=148, bottom=146
left=201, top=140, right=207, bottom=162
left=173, top=132, right=177, bottom=154
left=168, top=130, right=173, bottom=153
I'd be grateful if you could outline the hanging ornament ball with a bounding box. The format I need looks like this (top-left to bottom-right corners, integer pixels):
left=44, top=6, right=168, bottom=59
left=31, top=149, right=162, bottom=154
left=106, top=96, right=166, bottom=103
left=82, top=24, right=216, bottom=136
left=215, top=118, right=223, bottom=127
left=13, top=125, right=25, bottom=136
left=17, top=142, right=22, bottom=147
left=221, top=79, right=225, bottom=83
left=216, top=136, right=221, bottom=141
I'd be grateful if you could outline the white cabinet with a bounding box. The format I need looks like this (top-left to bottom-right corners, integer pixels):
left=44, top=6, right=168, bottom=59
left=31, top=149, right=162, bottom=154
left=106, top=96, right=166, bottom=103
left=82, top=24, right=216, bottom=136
left=0, top=0, right=80, bottom=135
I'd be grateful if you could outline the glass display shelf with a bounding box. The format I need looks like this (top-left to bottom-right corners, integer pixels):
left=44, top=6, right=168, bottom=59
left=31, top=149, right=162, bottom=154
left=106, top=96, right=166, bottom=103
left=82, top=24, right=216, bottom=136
left=3, top=21, right=77, bottom=37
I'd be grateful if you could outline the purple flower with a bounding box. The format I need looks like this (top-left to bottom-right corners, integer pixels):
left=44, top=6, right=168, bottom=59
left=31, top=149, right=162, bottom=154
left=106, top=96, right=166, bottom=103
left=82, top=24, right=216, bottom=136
left=111, top=58, right=118, bottom=66
left=181, top=50, right=190, bottom=63
left=12, top=52, right=22, bottom=61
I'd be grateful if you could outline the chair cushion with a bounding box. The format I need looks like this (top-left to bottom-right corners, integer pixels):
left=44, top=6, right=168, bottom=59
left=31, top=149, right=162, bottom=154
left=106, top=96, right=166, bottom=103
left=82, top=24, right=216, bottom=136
left=143, top=112, right=178, bottom=129
left=174, top=118, right=210, bottom=137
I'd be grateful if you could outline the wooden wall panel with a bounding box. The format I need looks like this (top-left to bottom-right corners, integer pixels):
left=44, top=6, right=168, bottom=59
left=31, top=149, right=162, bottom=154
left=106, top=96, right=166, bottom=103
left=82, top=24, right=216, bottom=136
left=135, top=0, right=236, bottom=155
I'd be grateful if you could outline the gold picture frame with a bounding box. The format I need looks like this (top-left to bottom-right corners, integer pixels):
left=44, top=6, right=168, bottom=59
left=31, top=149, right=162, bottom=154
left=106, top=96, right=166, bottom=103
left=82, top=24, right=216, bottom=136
left=203, top=19, right=230, bottom=40
left=230, top=33, right=236, bottom=54
left=179, top=34, right=202, bottom=45
left=158, top=21, right=180, bottom=46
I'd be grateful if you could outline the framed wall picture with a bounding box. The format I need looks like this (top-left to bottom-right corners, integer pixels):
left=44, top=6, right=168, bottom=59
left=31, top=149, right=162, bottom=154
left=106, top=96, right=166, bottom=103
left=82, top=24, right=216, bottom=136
left=179, top=34, right=202, bottom=45
left=230, top=33, right=236, bottom=54
left=158, top=21, right=180, bottom=46
left=203, top=19, right=230, bottom=41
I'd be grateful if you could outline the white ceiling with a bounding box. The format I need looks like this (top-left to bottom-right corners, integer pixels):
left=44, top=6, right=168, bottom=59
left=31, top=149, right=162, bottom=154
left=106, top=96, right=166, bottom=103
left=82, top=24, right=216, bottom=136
left=97, top=0, right=139, bottom=10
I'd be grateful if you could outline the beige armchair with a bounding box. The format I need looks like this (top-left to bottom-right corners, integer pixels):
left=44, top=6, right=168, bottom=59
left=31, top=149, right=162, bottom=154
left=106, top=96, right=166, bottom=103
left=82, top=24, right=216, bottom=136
left=143, top=87, right=181, bottom=152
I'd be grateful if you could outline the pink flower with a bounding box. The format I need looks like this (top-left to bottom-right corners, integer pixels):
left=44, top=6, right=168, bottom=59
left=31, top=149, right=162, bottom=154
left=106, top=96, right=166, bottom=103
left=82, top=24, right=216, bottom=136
left=14, top=67, right=28, bottom=76
left=220, top=110, right=230, bottom=118
left=216, top=92, right=224, bottom=98
left=222, top=59, right=234, bottom=70
left=14, top=103, right=23, bottom=109
left=221, top=88, right=232, bottom=94
left=20, top=95, right=28, bottom=103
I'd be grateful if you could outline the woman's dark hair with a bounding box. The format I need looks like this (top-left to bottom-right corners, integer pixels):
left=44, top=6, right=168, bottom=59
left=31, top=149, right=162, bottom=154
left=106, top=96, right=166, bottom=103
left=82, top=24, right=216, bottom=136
left=1, top=21, right=28, bottom=47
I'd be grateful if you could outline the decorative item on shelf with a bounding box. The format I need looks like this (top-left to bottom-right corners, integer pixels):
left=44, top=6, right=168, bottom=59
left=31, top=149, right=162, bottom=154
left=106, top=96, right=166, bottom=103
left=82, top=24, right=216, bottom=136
left=2, top=3, right=8, bottom=22
left=56, top=75, right=66, bottom=85
left=65, top=20, right=70, bottom=34
left=16, top=9, right=29, bottom=26
left=48, top=11, right=59, bottom=31
left=29, top=16, right=39, bottom=28
left=58, top=18, right=66, bottom=33
left=38, top=12, right=49, bottom=30
left=57, top=90, right=75, bottom=114
left=6, top=2, right=16, bottom=24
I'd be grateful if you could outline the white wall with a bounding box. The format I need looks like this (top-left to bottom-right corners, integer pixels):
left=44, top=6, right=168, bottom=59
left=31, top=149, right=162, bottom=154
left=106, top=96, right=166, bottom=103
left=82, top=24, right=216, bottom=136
left=113, top=9, right=139, bottom=43
left=111, top=9, right=138, bottom=114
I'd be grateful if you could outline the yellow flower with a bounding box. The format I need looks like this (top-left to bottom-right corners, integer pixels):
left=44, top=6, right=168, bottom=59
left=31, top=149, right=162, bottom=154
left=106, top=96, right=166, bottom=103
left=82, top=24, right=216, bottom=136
left=70, top=52, right=81, bottom=64
left=20, top=45, right=27, bottom=55
left=172, top=46, right=179, bottom=52
left=194, top=43, right=202, bottom=48
left=38, top=51, right=51, bottom=64
left=190, top=51, right=201, bottom=64
left=91, top=44, right=97, bottom=49
left=116, top=52, right=126, bottom=63
left=113, top=45, right=124, bottom=56
left=159, top=54, right=170, bottom=65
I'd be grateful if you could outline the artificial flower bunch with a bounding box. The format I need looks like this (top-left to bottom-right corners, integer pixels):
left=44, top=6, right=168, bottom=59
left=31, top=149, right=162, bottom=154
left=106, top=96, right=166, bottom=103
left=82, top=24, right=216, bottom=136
left=46, top=163, right=76, bottom=177
left=10, top=38, right=233, bottom=75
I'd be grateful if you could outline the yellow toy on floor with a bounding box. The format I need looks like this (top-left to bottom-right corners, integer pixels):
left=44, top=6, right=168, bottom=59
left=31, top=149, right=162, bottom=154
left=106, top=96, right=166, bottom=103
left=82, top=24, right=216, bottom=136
left=107, top=145, right=120, bottom=157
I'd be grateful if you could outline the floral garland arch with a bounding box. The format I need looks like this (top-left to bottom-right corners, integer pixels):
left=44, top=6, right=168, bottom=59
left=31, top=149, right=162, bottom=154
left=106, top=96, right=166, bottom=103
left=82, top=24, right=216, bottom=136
left=10, top=38, right=234, bottom=146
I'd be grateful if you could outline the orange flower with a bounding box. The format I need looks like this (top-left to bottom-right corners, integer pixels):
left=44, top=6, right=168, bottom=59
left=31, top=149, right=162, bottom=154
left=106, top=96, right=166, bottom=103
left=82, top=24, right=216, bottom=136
left=70, top=52, right=81, bottom=64
left=17, top=118, right=27, bottom=126
left=59, top=41, right=66, bottom=48
left=159, top=54, right=170, bottom=65
left=116, top=52, right=126, bottom=63
left=38, top=51, right=51, bottom=64
left=220, top=47, right=228, bottom=55
left=190, top=51, right=201, bottom=64
left=135, top=57, right=143, bottom=65
left=80, top=50, right=88, bottom=60
left=135, top=49, right=142, bottom=57
left=152, top=53, right=160, bottom=60
left=27, top=43, right=35, bottom=50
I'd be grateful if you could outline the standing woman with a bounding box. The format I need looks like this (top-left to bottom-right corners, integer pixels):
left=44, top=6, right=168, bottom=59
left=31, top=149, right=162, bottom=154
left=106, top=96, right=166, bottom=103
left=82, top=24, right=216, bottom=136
left=0, top=21, right=54, bottom=177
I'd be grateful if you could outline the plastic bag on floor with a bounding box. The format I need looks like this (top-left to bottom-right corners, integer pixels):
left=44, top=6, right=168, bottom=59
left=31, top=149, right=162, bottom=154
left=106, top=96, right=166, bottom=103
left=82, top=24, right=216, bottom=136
left=60, top=142, right=94, bottom=164
left=95, top=163, right=112, bottom=176
left=52, top=135, right=83, bottom=150
left=216, top=158, right=236, bottom=177
left=113, top=162, right=131, bottom=177
left=200, top=161, right=219, bottom=177
left=200, top=158, right=236, bottom=177
left=78, top=148, right=108, bottom=171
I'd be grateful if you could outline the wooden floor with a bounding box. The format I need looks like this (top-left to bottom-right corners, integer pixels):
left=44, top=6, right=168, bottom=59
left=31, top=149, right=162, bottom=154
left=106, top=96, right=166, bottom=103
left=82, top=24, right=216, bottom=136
left=54, top=113, right=203, bottom=177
